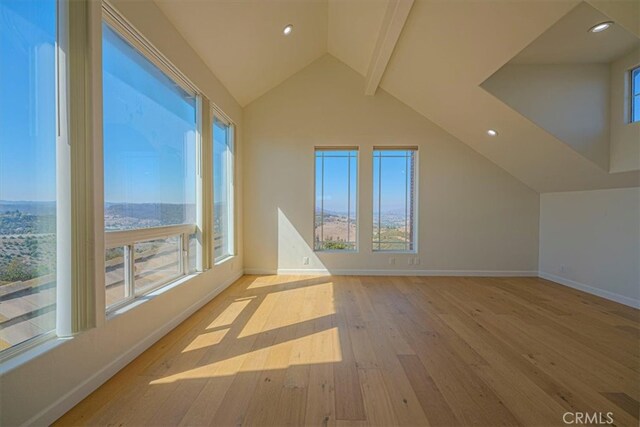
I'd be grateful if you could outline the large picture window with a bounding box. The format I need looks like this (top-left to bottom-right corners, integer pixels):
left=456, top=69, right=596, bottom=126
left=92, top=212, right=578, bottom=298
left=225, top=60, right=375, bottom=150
left=0, top=0, right=58, bottom=352
left=314, top=148, right=358, bottom=251
left=213, top=117, right=234, bottom=261
left=372, top=148, right=417, bottom=252
left=102, top=19, right=198, bottom=309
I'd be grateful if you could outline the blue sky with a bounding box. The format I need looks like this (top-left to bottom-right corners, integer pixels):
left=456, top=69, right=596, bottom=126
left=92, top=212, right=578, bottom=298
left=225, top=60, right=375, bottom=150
left=316, top=151, right=413, bottom=214
left=0, top=0, right=201, bottom=205
left=103, top=23, right=197, bottom=205
left=0, top=0, right=57, bottom=202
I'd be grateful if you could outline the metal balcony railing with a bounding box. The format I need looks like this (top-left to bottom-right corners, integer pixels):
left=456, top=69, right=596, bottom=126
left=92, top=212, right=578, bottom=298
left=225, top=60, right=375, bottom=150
left=105, top=224, right=196, bottom=311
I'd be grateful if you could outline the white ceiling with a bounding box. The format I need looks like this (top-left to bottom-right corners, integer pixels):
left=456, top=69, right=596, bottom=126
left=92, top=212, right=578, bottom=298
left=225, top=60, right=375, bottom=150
left=511, top=1, right=640, bottom=64
left=154, top=0, right=328, bottom=107
left=154, top=0, right=640, bottom=192
left=327, top=0, right=388, bottom=77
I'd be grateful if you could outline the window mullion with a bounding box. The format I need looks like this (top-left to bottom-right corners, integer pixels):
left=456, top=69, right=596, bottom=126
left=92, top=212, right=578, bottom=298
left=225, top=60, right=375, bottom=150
left=57, top=0, right=98, bottom=336
left=124, top=244, right=134, bottom=298
left=198, top=98, right=212, bottom=271
left=405, top=153, right=409, bottom=251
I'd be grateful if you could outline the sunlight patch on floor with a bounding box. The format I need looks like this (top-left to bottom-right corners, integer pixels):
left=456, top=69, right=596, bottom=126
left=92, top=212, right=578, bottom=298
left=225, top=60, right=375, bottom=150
left=245, top=276, right=330, bottom=289
left=206, top=298, right=253, bottom=330
left=150, top=327, right=342, bottom=385
left=182, top=328, right=229, bottom=353
left=238, top=282, right=336, bottom=338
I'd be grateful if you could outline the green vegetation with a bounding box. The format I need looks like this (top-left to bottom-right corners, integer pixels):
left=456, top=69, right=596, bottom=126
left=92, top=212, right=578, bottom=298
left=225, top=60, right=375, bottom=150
left=315, top=235, right=355, bottom=251
left=322, top=241, right=350, bottom=250
left=373, top=226, right=411, bottom=251
left=1, top=258, right=39, bottom=282
left=0, top=210, right=55, bottom=234
left=0, top=210, right=56, bottom=284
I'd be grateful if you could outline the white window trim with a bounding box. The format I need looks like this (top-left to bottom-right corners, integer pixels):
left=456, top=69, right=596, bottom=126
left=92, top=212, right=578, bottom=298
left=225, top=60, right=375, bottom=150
left=372, top=147, right=419, bottom=253
left=212, top=114, right=236, bottom=264
left=0, top=0, right=98, bottom=362
left=100, top=1, right=211, bottom=313
left=102, top=1, right=199, bottom=97
left=313, top=147, right=360, bottom=253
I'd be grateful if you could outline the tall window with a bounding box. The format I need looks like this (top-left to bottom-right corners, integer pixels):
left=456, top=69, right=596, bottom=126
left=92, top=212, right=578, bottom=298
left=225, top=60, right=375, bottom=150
left=372, top=148, right=417, bottom=252
left=0, top=0, right=57, bottom=352
left=314, top=148, right=358, bottom=251
left=102, top=19, right=198, bottom=309
left=213, top=117, right=234, bottom=261
left=632, top=66, right=640, bottom=123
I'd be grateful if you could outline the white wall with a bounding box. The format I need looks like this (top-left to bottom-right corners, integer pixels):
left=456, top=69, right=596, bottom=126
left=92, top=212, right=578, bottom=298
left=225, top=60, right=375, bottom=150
left=0, top=2, right=244, bottom=426
left=482, top=63, right=611, bottom=171
left=243, top=55, right=540, bottom=275
left=539, top=187, right=640, bottom=308
left=609, top=47, right=640, bottom=173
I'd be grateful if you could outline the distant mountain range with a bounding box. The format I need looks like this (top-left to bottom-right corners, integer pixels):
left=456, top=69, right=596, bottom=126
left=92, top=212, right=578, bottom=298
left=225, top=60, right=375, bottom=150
left=105, top=202, right=196, bottom=221
left=0, top=201, right=56, bottom=216
left=315, top=207, right=409, bottom=216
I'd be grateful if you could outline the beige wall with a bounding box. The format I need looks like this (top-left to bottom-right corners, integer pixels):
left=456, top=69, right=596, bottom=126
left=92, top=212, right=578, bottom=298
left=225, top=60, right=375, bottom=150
left=539, top=187, right=640, bottom=307
left=482, top=63, right=611, bottom=171
left=0, top=2, right=244, bottom=426
left=243, top=55, right=540, bottom=275
left=610, top=47, right=640, bottom=173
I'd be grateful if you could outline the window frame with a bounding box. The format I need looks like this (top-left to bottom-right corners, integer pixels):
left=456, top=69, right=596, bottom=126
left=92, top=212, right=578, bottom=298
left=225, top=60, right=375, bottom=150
left=1, top=0, right=238, bottom=364
left=101, top=2, right=204, bottom=313
left=371, top=146, right=418, bottom=253
left=313, top=147, right=360, bottom=252
left=630, top=65, right=640, bottom=124
left=0, top=0, right=97, bottom=361
left=212, top=113, right=236, bottom=264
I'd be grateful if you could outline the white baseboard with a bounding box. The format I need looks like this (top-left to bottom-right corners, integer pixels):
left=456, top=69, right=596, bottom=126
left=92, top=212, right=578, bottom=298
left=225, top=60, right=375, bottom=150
left=244, top=268, right=277, bottom=275
left=26, top=271, right=244, bottom=427
left=247, top=267, right=537, bottom=277
left=538, top=272, right=640, bottom=309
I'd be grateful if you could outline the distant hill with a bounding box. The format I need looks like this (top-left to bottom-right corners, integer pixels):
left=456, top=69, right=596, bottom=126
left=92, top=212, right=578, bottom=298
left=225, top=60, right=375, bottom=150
left=0, top=201, right=56, bottom=216
left=105, top=202, right=196, bottom=221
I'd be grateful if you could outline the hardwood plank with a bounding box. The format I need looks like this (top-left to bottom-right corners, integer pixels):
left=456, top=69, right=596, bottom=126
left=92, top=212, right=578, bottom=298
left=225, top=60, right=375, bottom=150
left=53, top=275, right=640, bottom=427
left=398, top=354, right=458, bottom=427
left=358, top=368, right=399, bottom=427
left=601, top=392, right=640, bottom=419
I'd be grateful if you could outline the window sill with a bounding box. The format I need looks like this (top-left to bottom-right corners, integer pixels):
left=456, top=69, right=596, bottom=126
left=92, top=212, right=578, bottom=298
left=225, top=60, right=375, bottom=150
left=107, top=271, right=202, bottom=320
left=0, top=331, right=70, bottom=376
left=0, top=270, right=205, bottom=375
left=314, top=250, right=359, bottom=254
left=372, top=250, right=418, bottom=254
left=214, top=254, right=236, bottom=266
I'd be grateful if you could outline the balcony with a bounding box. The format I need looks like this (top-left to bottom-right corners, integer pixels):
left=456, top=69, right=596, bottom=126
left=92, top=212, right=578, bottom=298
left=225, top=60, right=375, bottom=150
left=105, top=224, right=197, bottom=311
left=0, top=224, right=198, bottom=350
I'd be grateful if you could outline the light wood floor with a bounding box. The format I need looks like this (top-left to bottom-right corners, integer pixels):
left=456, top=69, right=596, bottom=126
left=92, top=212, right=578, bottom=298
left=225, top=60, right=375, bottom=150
left=56, top=275, right=639, bottom=426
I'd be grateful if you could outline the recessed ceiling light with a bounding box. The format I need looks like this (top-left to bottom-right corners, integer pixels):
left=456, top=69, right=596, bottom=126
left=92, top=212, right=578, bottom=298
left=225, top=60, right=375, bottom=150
left=588, top=21, right=613, bottom=33
left=487, top=129, right=498, bottom=136
left=283, top=24, right=293, bottom=35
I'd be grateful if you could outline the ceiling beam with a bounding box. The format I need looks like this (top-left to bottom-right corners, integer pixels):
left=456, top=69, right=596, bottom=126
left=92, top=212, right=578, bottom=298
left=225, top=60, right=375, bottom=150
left=364, top=0, right=414, bottom=95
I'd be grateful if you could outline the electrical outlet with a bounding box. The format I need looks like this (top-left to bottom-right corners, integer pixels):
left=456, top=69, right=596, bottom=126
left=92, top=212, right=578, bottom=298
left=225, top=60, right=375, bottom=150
left=560, top=265, right=566, bottom=273
left=389, top=257, right=396, bottom=265
left=303, top=256, right=310, bottom=265
left=414, top=258, right=420, bottom=265
left=408, top=258, right=413, bottom=265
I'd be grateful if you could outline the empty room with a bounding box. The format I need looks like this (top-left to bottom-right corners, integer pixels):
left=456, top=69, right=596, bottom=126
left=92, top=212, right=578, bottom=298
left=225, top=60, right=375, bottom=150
left=1, top=0, right=639, bottom=426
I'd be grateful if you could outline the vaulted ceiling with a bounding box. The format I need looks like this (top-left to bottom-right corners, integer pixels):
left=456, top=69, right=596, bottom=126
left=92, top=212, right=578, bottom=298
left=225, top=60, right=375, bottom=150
left=154, top=0, right=640, bottom=193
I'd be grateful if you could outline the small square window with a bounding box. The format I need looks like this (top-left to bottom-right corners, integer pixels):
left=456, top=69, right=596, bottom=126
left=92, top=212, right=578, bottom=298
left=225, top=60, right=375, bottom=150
left=632, top=66, right=640, bottom=123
